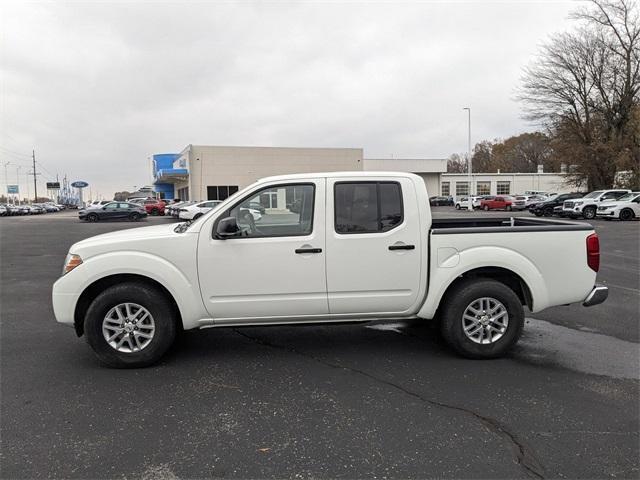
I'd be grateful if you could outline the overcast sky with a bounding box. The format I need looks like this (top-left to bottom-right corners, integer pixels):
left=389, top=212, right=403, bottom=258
left=1, top=0, right=576, bottom=198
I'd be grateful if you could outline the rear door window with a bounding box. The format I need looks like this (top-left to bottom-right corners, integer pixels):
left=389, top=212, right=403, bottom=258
left=334, top=182, right=403, bottom=234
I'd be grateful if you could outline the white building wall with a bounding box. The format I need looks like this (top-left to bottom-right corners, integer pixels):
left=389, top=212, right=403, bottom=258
left=178, top=146, right=363, bottom=201
left=442, top=173, right=575, bottom=198
left=364, top=158, right=446, bottom=196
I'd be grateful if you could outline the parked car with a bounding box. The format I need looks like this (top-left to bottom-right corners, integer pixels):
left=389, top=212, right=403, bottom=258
left=0, top=204, right=7, bottom=216
left=248, top=201, right=266, bottom=214
left=171, top=201, right=196, bottom=217
left=596, top=192, right=640, bottom=221
left=529, top=193, right=584, bottom=217
left=562, top=189, right=631, bottom=219
left=455, top=196, right=482, bottom=209
left=512, top=195, right=546, bottom=211
left=4, top=204, right=21, bottom=216
left=430, top=196, right=454, bottom=207
left=86, top=200, right=111, bottom=210
left=53, top=171, right=607, bottom=367
left=480, top=196, right=513, bottom=211
left=79, top=202, right=147, bottom=222
left=142, top=199, right=166, bottom=216
left=178, top=200, right=223, bottom=220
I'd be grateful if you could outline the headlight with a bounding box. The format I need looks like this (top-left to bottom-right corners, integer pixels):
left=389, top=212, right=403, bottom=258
left=62, top=254, right=83, bottom=275
left=574, top=201, right=584, bottom=206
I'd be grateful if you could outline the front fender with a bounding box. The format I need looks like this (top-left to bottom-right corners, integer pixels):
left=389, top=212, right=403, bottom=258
left=418, top=246, right=550, bottom=319
left=55, top=251, right=208, bottom=330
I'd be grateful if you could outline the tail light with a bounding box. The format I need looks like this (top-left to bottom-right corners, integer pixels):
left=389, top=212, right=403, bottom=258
left=586, top=233, right=600, bottom=272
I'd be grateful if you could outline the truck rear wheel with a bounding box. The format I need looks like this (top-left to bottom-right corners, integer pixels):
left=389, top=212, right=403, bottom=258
left=440, top=279, right=524, bottom=359
left=84, top=282, right=177, bottom=368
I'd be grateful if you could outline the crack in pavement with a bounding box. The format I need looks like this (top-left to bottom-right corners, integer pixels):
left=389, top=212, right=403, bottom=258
left=233, top=328, right=545, bottom=479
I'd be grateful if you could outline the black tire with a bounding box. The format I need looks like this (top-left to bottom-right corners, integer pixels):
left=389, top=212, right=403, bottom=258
left=129, top=212, right=140, bottom=221
left=87, top=213, right=99, bottom=222
left=483, top=205, right=489, bottom=211
left=534, top=210, right=543, bottom=217
left=151, top=208, right=159, bottom=216
left=543, top=207, right=554, bottom=217
left=440, top=279, right=524, bottom=359
left=193, top=213, right=203, bottom=220
left=455, top=204, right=461, bottom=210
left=619, top=208, right=635, bottom=221
left=84, top=282, right=177, bottom=368
left=583, top=206, right=596, bottom=219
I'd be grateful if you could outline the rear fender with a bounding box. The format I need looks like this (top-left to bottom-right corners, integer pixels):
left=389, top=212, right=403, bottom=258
left=419, top=246, right=549, bottom=319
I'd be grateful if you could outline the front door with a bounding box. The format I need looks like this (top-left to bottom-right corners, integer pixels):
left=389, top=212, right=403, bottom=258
left=325, top=176, right=423, bottom=315
left=197, top=180, right=328, bottom=322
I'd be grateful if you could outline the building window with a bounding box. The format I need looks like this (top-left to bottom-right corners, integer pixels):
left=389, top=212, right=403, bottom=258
left=477, top=181, right=491, bottom=195
left=207, top=185, right=239, bottom=201
left=334, top=182, right=403, bottom=234
left=455, top=182, right=469, bottom=196
left=177, top=187, right=189, bottom=201
left=497, top=181, right=510, bottom=195
left=441, top=182, right=450, bottom=196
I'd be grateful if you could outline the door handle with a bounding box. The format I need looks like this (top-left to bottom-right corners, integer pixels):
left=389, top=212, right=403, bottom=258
left=295, top=247, right=322, bottom=254
left=388, top=244, right=415, bottom=251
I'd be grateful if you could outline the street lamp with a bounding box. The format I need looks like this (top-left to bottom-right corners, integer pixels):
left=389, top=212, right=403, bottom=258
left=16, top=166, right=22, bottom=205
left=463, top=107, right=472, bottom=211
left=3, top=161, right=10, bottom=204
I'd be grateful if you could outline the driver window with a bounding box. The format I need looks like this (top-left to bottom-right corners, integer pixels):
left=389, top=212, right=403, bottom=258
left=229, top=184, right=315, bottom=237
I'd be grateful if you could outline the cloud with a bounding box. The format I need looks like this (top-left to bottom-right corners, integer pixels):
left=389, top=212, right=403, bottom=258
left=1, top=0, right=575, bottom=197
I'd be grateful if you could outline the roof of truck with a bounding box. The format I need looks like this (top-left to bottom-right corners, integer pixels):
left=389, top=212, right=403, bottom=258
left=259, top=171, right=421, bottom=183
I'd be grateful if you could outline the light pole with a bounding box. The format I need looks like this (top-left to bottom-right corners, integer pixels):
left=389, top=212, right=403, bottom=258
left=463, top=107, right=472, bottom=211
left=16, top=166, right=22, bottom=205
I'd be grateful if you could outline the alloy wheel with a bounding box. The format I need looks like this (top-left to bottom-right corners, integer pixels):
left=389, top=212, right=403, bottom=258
left=102, top=303, right=155, bottom=353
left=462, top=297, right=509, bottom=344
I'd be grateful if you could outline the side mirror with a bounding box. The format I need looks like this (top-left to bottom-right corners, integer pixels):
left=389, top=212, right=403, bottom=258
left=215, top=216, right=240, bottom=239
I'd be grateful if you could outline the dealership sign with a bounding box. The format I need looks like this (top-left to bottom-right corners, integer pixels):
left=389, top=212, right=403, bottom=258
left=71, top=181, right=89, bottom=188
left=7, top=185, right=19, bottom=194
left=46, top=182, right=61, bottom=190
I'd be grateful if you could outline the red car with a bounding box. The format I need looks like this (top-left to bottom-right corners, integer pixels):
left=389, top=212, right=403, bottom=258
left=142, top=199, right=166, bottom=216
left=480, top=196, right=513, bottom=211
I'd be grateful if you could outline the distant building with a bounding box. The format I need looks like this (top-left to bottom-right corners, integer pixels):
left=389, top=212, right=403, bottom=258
left=149, top=145, right=449, bottom=202
left=441, top=171, right=577, bottom=198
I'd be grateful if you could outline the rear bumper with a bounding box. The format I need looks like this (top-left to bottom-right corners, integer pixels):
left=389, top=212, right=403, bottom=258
left=583, top=284, right=609, bottom=307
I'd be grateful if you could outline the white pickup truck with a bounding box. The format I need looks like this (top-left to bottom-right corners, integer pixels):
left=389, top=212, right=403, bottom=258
left=52, top=172, right=608, bottom=367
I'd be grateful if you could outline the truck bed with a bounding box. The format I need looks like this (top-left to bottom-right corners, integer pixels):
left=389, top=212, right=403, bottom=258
left=431, top=216, right=592, bottom=234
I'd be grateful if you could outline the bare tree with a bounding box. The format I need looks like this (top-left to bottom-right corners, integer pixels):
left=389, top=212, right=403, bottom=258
left=446, top=153, right=467, bottom=173
left=518, top=0, right=639, bottom=189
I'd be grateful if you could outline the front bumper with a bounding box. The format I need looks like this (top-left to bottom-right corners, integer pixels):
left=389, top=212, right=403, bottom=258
left=583, top=284, right=609, bottom=307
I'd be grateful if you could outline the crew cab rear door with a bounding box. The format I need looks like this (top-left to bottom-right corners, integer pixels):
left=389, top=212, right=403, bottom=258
left=325, top=176, right=422, bottom=315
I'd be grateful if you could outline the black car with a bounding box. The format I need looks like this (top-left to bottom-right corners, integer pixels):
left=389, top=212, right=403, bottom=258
left=79, top=202, right=148, bottom=222
left=429, top=196, right=454, bottom=207
left=529, top=193, right=585, bottom=217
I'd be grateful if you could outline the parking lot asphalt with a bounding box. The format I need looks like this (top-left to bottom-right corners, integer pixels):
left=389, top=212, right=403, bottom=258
left=1, top=210, right=638, bottom=479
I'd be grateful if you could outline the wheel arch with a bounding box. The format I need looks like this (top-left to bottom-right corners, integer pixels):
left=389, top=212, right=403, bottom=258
left=73, top=273, right=183, bottom=337
left=438, top=267, right=533, bottom=312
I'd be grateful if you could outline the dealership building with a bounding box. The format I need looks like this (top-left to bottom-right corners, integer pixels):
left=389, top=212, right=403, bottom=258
left=151, top=145, right=447, bottom=201
left=150, top=145, right=571, bottom=201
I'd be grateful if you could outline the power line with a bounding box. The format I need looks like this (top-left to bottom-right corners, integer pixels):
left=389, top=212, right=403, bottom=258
left=0, top=146, right=31, bottom=158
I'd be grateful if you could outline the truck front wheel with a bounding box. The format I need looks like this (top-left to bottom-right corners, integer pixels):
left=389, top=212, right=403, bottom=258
left=441, top=279, right=524, bottom=359
left=84, top=282, right=177, bottom=368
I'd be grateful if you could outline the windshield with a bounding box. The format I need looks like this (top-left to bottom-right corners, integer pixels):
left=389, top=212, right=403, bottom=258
left=584, top=191, right=604, bottom=198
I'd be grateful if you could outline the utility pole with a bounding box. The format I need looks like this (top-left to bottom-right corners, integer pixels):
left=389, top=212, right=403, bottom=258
left=16, top=166, right=22, bottom=205
left=463, top=107, right=472, bottom=211
left=3, top=161, right=10, bottom=204
left=32, top=150, right=38, bottom=202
